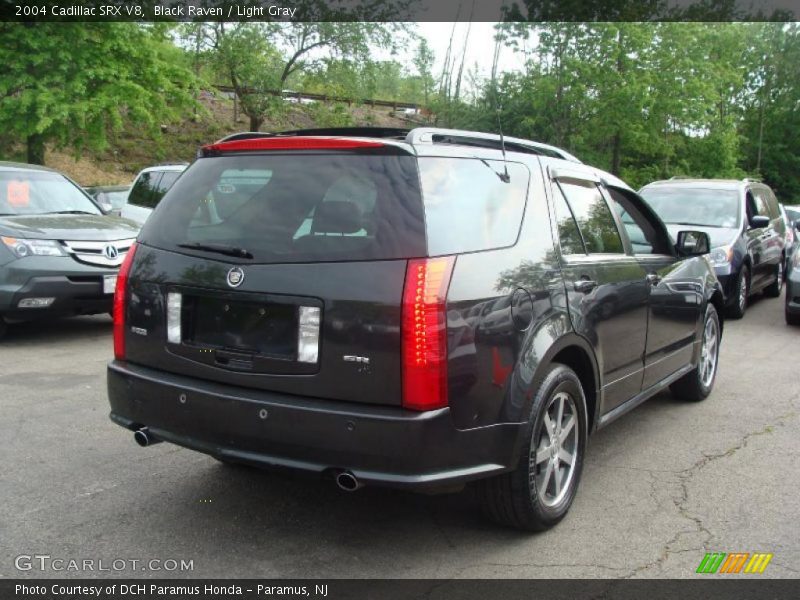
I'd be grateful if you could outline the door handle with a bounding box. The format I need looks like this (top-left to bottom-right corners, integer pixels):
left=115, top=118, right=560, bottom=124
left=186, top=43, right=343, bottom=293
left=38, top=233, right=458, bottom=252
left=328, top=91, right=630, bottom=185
left=646, top=273, right=662, bottom=286
left=573, top=279, right=597, bottom=293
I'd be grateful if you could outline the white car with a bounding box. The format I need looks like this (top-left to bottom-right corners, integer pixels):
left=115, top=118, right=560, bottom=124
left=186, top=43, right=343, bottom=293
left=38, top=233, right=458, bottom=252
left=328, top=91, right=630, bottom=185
left=121, top=164, right=187, bottom=225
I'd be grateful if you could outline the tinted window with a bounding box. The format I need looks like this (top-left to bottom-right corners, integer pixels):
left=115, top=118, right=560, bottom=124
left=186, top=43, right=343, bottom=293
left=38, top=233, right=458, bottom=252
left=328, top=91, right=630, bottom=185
left=140, top=154, right=426, bottom=264
left=152, top=171, right=181, bottom=208
left=607, top=187, right=671, bottom=255
left=0, top=170, right=101, bottom=216
left=641, top=187, right=740, bottom=228
left=419, top=158, right=529, bottom=256
left=552, top=184, right=585, bottom=255
left=558, top=181, right=624, bottom=254
left=128, top=172, right=157, bottom=208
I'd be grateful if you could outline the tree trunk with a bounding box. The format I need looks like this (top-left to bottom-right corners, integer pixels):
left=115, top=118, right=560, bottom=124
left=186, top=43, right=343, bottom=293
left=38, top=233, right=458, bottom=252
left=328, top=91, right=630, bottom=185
left=26, top=134, right=45, bottom=165
left=249, top=114, right=263, bottom=131
left=611, top=132, right=622, bottom=176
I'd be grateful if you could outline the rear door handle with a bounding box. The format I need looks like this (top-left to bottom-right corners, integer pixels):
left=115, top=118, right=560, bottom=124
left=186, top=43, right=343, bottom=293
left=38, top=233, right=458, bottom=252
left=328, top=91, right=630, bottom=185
left=646, top=273, right=662, bottom=286
left=573, top=279, right=597, bottom=293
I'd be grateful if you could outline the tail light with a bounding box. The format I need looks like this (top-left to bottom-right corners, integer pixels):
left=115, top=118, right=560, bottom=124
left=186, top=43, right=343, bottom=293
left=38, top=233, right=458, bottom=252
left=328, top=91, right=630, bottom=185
left=113, top=242, right=138, bottom=360
left=401, top=256, right=455, bottom=411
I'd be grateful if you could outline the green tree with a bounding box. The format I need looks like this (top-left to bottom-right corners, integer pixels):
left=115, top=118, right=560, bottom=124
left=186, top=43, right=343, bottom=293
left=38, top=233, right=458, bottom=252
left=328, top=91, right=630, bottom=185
left=0, top=23, right=197, bottom=165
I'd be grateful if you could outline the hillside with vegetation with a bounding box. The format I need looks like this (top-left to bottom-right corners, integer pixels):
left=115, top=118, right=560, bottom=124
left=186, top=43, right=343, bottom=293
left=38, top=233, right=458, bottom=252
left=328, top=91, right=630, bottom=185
left=2, top=18, right=800, bottom=198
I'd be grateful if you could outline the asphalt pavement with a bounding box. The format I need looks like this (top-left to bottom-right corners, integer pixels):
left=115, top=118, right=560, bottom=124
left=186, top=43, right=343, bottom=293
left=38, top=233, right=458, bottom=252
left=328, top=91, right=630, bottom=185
left=1, top=290, right=798, bottom=579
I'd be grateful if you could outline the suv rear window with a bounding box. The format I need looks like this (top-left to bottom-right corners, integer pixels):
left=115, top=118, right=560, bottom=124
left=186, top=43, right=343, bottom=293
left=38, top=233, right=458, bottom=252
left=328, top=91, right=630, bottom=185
left=140, top=154, right=427, bottom=263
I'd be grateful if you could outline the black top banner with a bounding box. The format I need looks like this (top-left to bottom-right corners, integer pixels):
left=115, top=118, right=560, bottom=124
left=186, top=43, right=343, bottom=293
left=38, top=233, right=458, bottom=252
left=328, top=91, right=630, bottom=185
left=0, top=0, right=799, bottom=22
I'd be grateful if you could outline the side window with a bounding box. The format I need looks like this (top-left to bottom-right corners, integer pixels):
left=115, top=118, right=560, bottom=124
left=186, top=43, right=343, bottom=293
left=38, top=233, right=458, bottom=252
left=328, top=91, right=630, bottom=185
left=558, top=180, right=624, bottom=254
left=753, top=189, right=770, bottom=217
left=127, top=172, right=157, bottom=208
left=552, top=184, right=585, bottom=255
left=152, top=171, right=181, bottom=208
left=606, top=187, right=672, bottom=255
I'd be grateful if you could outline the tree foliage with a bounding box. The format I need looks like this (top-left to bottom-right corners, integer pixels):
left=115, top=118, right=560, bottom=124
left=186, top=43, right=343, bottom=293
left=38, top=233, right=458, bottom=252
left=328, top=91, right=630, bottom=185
left=0, top=23, right=197, bottom=165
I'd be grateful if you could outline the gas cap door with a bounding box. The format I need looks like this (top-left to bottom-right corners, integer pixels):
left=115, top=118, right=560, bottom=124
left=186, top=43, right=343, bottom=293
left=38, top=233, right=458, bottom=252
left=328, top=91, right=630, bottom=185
left=511, top=288, right=534, bottom=330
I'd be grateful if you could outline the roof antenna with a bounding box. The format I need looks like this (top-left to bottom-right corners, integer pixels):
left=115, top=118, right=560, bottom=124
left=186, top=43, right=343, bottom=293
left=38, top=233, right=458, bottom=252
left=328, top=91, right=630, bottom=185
left=491, top=32, right=510, bottom=183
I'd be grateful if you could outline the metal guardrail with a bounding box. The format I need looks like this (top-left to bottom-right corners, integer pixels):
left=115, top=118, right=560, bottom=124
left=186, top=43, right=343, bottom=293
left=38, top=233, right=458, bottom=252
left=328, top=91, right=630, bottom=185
left=212, top=85, right=422, bottom=111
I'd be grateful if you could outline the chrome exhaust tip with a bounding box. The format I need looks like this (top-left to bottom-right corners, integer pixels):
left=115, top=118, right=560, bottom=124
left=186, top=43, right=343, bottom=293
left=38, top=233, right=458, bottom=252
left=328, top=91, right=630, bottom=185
left=134, top=428, right=161, bottom=447
left=335, top=471, right=362, bottom=492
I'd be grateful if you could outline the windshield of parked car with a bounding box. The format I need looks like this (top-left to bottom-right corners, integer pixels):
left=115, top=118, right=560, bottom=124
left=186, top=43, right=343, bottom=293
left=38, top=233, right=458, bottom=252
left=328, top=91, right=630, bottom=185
left=785, top=206, right=800, bottom=224
left=640, top=187, right=740, bottom=228
left=0, top=170, right=101, bottom=216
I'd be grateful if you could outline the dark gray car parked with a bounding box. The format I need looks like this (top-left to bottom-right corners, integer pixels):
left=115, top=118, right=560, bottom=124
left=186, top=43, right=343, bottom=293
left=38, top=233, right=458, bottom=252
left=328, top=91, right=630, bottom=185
left=640, top=178, right=786, bottom=318
left=0, top=162, right=139, bottom=338
left=107, top=128, right=724, bottom=531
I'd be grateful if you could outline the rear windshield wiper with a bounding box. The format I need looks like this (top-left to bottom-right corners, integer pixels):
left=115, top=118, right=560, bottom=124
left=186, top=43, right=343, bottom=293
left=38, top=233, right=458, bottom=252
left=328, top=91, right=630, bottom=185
left=176, top=242, right=254, bottom=259
left=44, top=210, right=98, bottom=215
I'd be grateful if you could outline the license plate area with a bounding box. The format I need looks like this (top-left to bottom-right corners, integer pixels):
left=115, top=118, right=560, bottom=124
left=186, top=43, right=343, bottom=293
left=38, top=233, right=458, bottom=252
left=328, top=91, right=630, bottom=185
left=167, top=287, right=322, bottom=375
left=184, top=295, right=297, bottom=359
left=103, top=275, right=117, bottom=295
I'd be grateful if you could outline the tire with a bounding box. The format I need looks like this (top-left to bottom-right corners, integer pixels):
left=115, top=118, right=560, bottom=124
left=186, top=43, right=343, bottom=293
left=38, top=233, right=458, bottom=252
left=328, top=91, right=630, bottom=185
left=670, top=304, right=721, bottom=401
left=477, top=363, right=587, bottom=531
left=787, top=296, right=800, bottom=326
left=764, top=259, right=784, bottom=297
left=726, top=265, right=749, bottom=319
left=0, top=318, right=6, bottom=340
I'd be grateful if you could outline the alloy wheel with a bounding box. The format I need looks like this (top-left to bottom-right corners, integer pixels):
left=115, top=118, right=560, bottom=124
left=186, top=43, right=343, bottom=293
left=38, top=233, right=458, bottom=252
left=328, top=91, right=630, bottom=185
left=530, top=391, right=579, bottom=507
left=699, top=313, right=719, bottom=388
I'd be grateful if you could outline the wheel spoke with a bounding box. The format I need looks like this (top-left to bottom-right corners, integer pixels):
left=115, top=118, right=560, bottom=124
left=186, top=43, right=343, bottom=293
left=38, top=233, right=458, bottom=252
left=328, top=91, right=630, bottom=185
left=553, top=465, right=562, bottom=495
left=543, top=413, right=555, bottom=439
left=558, top=448, right=574, bottom=466
left=560, top=415, right=575, bottom=442
left=541, top=460, right=553, bottom=495
left=535, top=447, right=550, bottom=465
left=556, top=394, right=565, bottom=429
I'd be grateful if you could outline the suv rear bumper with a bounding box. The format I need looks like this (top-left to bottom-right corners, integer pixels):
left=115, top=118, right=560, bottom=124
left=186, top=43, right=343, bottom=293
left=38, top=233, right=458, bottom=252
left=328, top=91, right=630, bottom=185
left=107, top=361, right=523, bottom=490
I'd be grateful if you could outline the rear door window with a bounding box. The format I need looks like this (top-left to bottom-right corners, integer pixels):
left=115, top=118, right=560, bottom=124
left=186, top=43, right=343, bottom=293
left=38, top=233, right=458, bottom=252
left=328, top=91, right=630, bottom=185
left=418, top=158, right=530, bottom=256
left=128, top=172, right=159, bottom=208
left=152, top=171, right=181, bottom=208
left=557, top=180, right=624, bottom=254
left=140, top=153, right=426, bottom=263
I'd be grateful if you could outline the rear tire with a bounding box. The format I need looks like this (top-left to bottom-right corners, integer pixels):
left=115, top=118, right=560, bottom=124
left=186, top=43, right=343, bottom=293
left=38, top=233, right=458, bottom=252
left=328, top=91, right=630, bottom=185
left=670, top=304, right=720, bottom=401
left=0, top=318, right=6, bottom=340
left=477, top=363, right=587, bottom=531
left=764, top=259, right=784, bottom=298
left=726, top=265, right=748, bottom=319
left=787, top=295, right=800, bottom=325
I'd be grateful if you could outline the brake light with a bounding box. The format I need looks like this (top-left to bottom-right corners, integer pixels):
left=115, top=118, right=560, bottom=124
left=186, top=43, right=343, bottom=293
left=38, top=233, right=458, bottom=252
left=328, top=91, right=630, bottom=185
left=113, top=242, right=138, bottom=360
left=202, top=137, right=385, bottom=154
left=401, top=257, right=455, bottom=411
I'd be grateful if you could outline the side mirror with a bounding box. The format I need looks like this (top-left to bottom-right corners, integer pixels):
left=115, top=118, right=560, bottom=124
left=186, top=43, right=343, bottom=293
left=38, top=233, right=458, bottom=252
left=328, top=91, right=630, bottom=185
left=94, top=192, right=113, bottom=215
left=676, top=230, right=710, bottom=257
left=750, top=215, right=770, bottom=229
left=794, top=221, right=800, bottom=233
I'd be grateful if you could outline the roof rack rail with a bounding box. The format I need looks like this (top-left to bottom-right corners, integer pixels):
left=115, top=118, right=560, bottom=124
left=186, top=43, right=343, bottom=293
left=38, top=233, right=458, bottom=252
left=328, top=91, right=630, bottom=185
left=742, top=177, right=762, bottom=183
left=405, top=128, right=582, bottom=163
left=214, top=132, right=275, bottom=144
left=669, top=175, right=693, bottom=179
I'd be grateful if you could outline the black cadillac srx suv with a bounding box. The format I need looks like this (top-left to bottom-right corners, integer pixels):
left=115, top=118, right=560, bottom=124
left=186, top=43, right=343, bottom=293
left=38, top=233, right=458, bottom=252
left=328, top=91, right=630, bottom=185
left=107, top=127, right=724, bottom=531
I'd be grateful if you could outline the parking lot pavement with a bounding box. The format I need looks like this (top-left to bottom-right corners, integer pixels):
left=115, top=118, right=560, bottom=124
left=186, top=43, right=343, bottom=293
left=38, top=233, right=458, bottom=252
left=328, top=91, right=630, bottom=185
left=1, top=291, right=798, bottom=580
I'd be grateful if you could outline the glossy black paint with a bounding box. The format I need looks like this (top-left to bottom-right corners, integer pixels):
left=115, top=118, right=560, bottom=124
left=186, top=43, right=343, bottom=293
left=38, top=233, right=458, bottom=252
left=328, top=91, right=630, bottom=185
left=108, top=142, right=724, bottom=489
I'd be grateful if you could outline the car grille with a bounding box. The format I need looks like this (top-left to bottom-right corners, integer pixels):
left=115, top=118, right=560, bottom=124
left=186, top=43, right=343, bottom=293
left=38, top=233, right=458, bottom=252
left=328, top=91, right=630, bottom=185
left=61, top=238, right=136, bottom=268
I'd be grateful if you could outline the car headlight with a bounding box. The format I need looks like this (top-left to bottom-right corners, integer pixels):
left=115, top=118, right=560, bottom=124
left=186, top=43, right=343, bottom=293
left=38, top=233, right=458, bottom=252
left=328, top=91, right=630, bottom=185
left=1, top=236, right=66, bottom=258
left=709, top=246, right=733, bottom=267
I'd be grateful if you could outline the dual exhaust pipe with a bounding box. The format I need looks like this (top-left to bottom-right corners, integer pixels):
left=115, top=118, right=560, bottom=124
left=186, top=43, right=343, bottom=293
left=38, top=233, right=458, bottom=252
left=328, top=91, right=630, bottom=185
left=133, top=428, right=363, bottom=491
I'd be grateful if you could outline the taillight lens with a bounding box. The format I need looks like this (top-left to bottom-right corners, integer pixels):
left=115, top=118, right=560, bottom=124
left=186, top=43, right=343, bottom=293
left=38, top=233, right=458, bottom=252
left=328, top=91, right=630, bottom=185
left=401, top=256, right=455, bottom=411
left=113, top=242, right=138, bottom=360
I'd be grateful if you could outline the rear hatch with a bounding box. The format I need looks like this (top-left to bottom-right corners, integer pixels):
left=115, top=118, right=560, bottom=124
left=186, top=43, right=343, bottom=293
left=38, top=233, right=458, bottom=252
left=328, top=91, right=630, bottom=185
left=124, top=141, right=426, bottom=406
